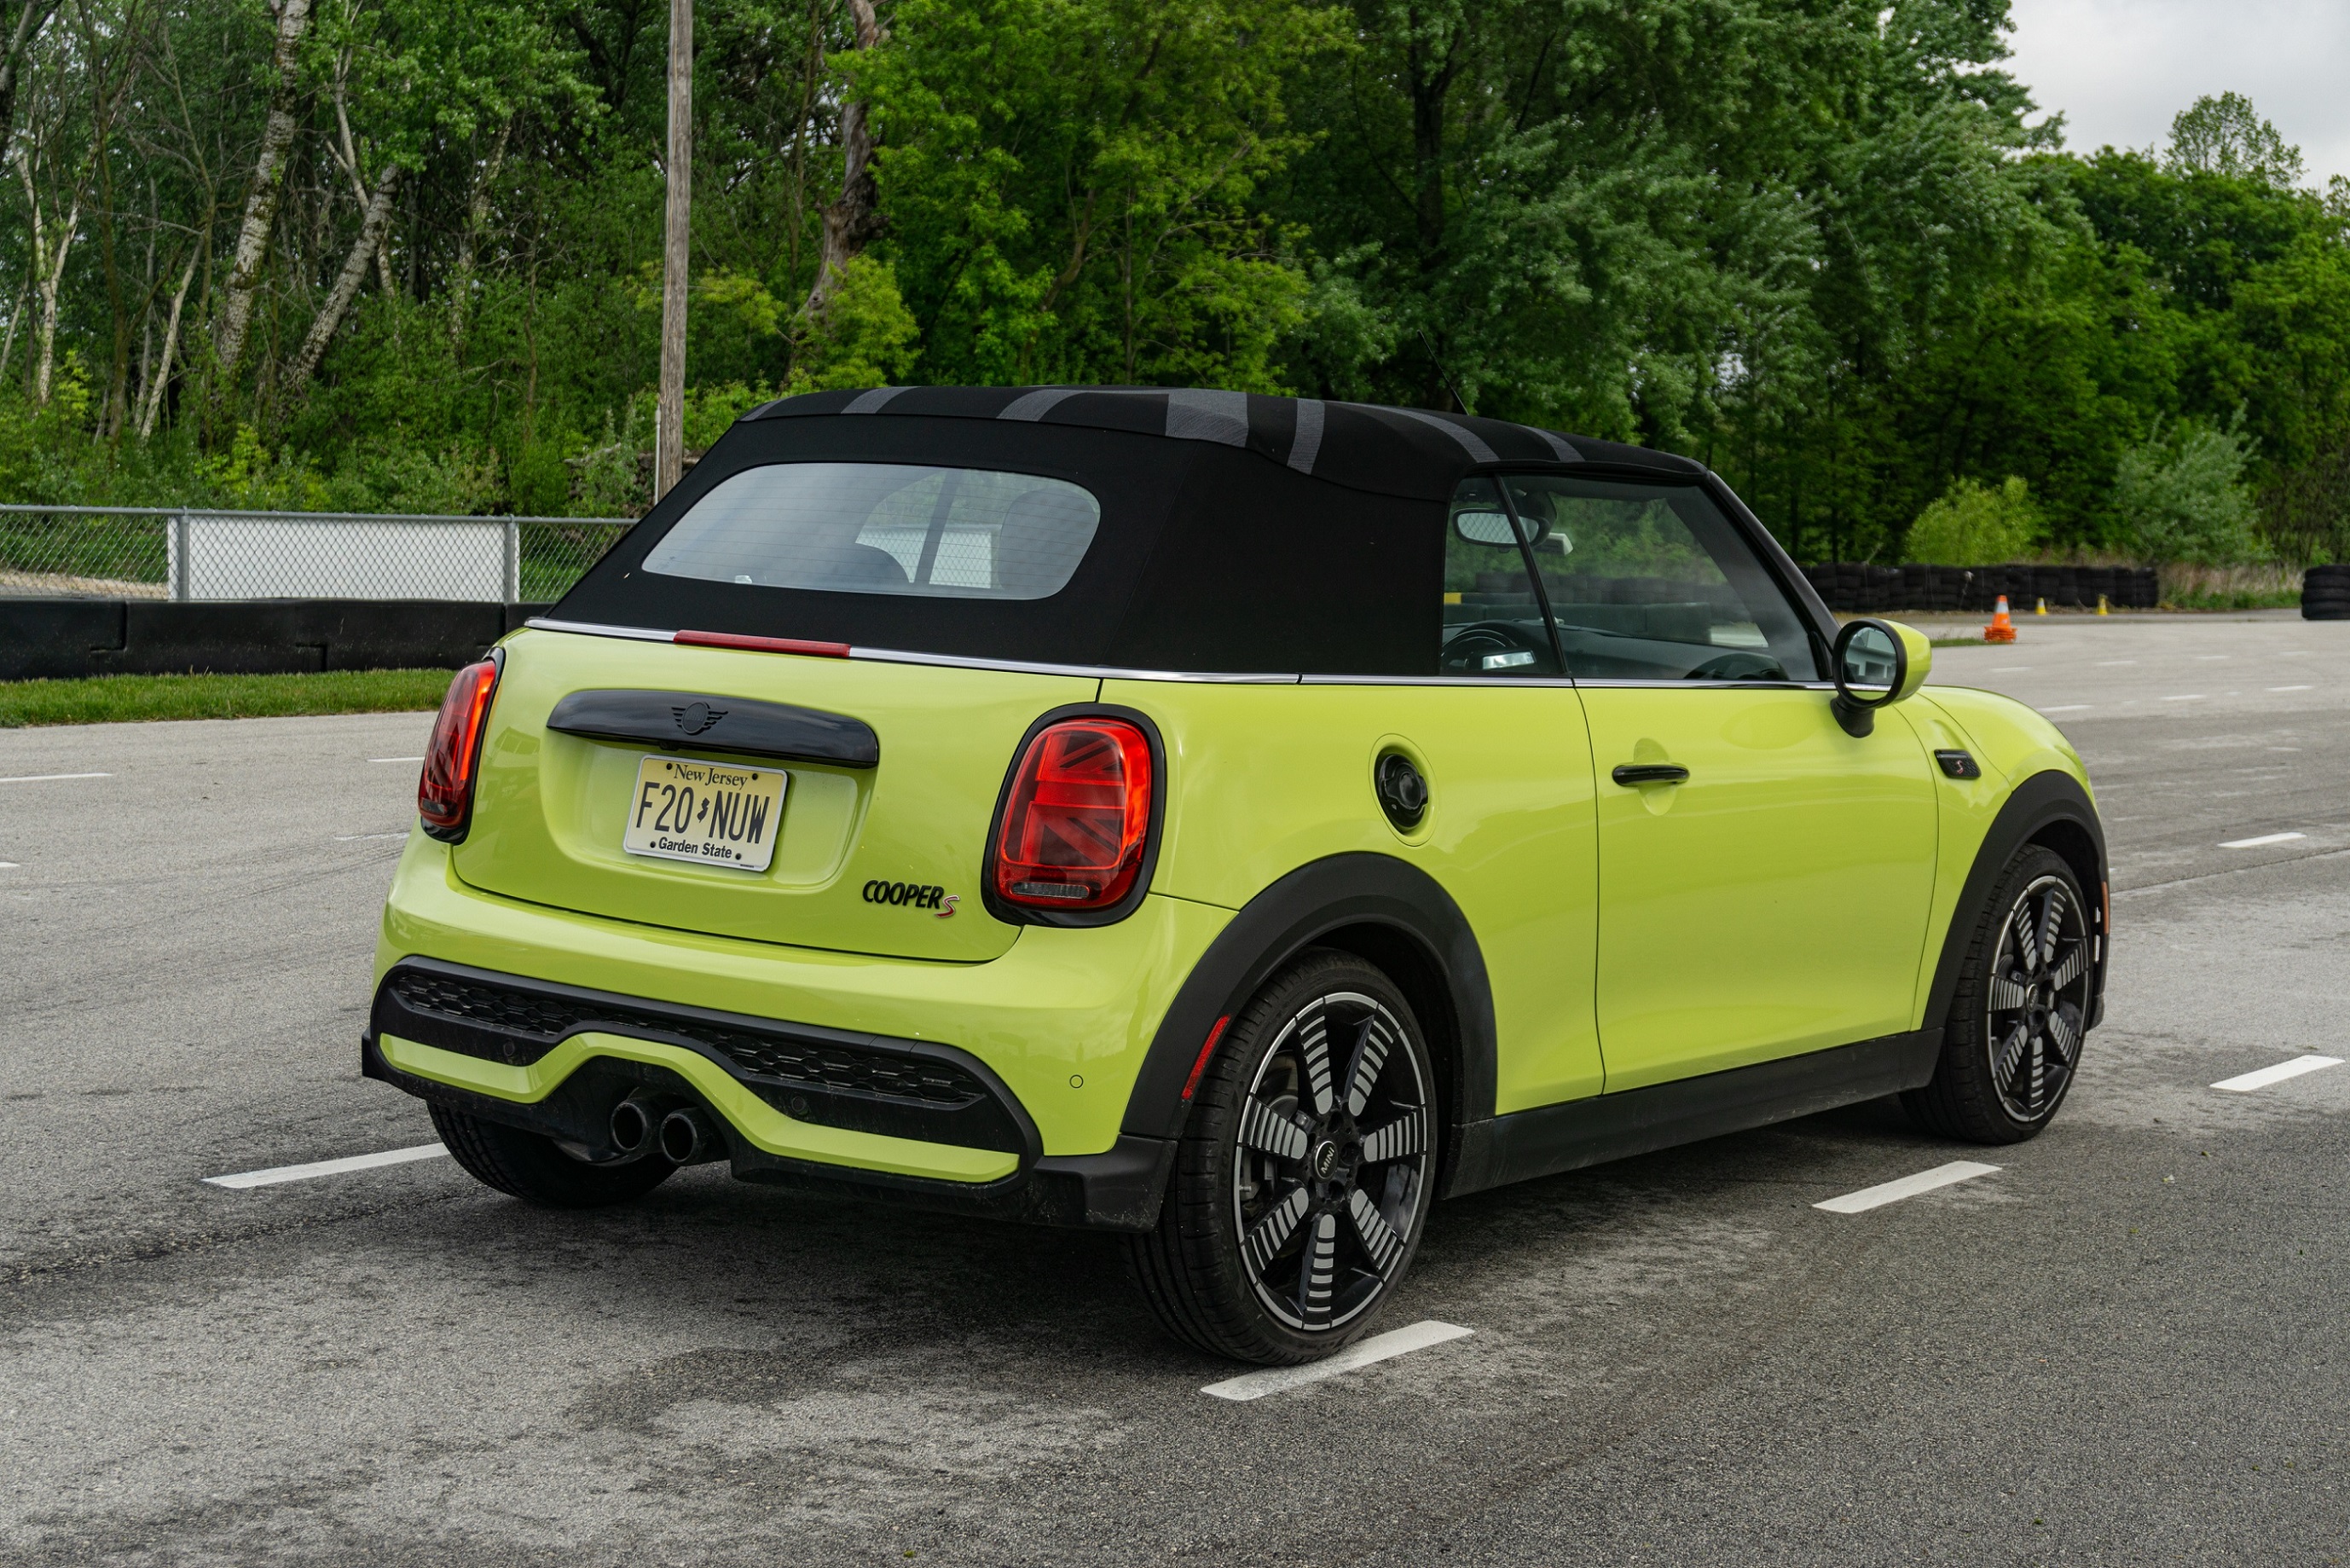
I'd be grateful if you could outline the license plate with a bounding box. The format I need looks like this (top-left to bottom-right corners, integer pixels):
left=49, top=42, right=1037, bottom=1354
left=622, top=755, right=787, bottom=872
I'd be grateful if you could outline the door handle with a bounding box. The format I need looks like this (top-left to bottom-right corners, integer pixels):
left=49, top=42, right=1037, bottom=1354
left=1612, top=763, right=1689, bottom=786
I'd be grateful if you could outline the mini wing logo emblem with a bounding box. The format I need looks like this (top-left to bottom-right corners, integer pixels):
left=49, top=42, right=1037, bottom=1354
left=671, top=701, right=726, bottom=736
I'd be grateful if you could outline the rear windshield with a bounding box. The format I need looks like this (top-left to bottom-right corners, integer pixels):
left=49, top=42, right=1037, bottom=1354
left=641, top=462, right=1102, bottom=599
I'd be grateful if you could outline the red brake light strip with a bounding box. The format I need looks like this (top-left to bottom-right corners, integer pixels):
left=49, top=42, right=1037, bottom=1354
left=674, top=629, right=851, bottom=658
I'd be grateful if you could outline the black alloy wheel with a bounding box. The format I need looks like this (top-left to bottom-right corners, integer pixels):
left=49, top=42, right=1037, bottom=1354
left=1127, top=950, right=1437, bottom=1363
left=1982, top=872, right=2092, bottom=1121
left=1906, top=845, right=2095, bottom=1143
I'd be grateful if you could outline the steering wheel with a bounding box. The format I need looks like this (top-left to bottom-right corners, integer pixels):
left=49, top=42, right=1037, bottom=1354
left=1683, top=650, right=1787, bottom=681
left=1441, top=620, right=1553, bottom=676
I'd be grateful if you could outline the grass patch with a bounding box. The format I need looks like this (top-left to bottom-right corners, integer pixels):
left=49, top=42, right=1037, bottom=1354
left=2161, top=587, right=2301, bottom=610
left=0, top=668, right=456, bottom=727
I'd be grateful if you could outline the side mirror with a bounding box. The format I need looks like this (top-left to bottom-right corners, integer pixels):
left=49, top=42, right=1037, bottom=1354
left=1830, top=617, right=1931, bottom=737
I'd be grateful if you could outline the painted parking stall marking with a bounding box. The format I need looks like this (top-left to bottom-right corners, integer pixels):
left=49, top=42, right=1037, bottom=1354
left=2220, top=832, right=2305, bottom=849
left=2212, top=1056, right=2343, bottom=1093
left=1201, top=1321, right=1474, bottom=1402
left=369, top=755, right=425, bottom=764
left=1815, top=1160, right=2000, bottom=1214
left=204, top=1143, right=449, bottom=1189
left=0, top=772, right=111, bottom=784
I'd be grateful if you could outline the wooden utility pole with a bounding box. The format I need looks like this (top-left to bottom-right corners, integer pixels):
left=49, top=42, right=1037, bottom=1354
left=655, top=0, right=692, bottom=501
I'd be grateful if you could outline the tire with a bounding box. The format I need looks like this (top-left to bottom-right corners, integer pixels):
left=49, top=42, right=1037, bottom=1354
left=1126, top=949, right=1438, bottom=1364
left=430, top=1101, right=676, bottom=1207
left=1905, top=846, right=2095, bottom=1143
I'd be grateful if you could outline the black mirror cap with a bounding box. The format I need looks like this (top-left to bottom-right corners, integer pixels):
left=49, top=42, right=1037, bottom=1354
left=1375, top=751, right=1428, bottom=830
left=1830, top=617, right=1906, bottom=738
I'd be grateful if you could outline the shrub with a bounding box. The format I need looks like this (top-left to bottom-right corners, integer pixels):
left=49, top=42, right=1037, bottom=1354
left=1905, top=477, right=2040, bottom=564
left=2116, top=415, right=2263, bottom=564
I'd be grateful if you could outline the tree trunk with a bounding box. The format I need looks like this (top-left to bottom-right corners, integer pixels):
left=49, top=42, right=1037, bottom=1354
left=802, top=0, right=884, bottom=320
left=0, top=0, right=58, bottom=151
left=444, top=115, right=512, bottom=356
left=211, top=0, right=313, bottom=385
left=283, top=165, right=396, bottom=399
left=16, top=147, right=76, bottom=404
left=138, top=241, right=200, bottom=438
left=654, top=0, right=691, bottom=500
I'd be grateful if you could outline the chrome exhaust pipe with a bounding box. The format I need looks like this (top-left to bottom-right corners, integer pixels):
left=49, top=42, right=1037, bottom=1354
left=658, top=1106, right=723, bottom=1166
left=608, top=1093, right=663, bottom=1163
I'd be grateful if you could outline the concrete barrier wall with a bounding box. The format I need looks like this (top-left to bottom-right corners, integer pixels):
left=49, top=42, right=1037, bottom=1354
left=0, top=599, right=553, bottom=681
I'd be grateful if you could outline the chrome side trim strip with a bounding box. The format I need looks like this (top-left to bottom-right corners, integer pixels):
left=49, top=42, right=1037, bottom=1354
left=523, top=617, right=676, bottom=643
left=852, top=645, right=1301, bottom=683
left=1299, top=674, right=1581, bottom=688
left=1571, top=678, right=1839, bottom=691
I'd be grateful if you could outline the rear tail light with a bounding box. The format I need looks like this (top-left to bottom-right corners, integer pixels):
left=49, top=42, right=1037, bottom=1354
left=418, top=656, right=501, bottom=841
left=991, top=718, right=1154, bottom=911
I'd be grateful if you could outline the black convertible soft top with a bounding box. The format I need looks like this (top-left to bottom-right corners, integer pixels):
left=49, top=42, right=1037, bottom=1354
left=550, top=387, right=1717, bottom=675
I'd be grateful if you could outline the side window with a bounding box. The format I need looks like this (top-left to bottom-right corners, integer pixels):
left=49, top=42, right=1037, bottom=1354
left=1440, top=477, right=1561, bottom=677
left=1501, top=474, right=1820, bottom=682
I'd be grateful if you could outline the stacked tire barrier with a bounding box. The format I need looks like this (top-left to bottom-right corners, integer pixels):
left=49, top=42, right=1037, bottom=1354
left=2303, top=564, right=2350, bottom=621
left=1801, top=564, right=2160, bottom=613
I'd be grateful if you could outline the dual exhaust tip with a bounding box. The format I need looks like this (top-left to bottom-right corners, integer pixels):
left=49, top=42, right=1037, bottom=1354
left=608, top=1092, right=722, bottom=1166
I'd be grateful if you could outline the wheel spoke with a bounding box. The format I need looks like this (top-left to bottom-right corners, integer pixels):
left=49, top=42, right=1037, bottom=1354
left=1242, top=1183, right=1311, bottom=1276
left=2046, top=1007, right=2080, bottom=1063
left=1344, top=1015, right=1394, bottom=1118
left=2047, top=943, right=2087, bottom=991
left=1357, top=1106, right=1425, bottom=1166
left=1298, top=1008, right=1336, bottom=1117
left=1994, top=1020, right=2030, bottom=1085
left=1988, top=975, right=2029, bottom=1011
left=2029, top=1030, right=2046, bottom=1112
left=2035, top=890, right=2063, bottom=972
left=2011, top=902, right=2043, bottom=972
left=1238, top=1096, right=1310, bottom=1160
left=1347, top=1188, right=1404, bottom=1274
left=1299, top=1212, right=1340, bottom=1327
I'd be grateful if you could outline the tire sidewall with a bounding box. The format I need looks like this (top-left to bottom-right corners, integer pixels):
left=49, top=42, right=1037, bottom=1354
left=1186, top=950, right=1438, bottom=1362
left=1965, top=848, right=2089, bottom=1137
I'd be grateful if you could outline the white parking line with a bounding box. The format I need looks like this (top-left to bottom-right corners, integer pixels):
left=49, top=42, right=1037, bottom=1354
left=334, top=832, right=408, bottom=842
left=1994, top=665, right=2032, bottom=672
left=0, top=772, right=111, bottom=784
left=2040, top=704, right=2092, bottom=713
left=204, top=1143, right=448, bottom=1189
left=2213, top=1056, right=2344, bottom=1093
left=2268, top=686, right=2312, bottom=693
left=0, top=861, right=18, bottom=870
left=1814, top=1160, right=2000, bottom=1214
left=2162, top=694, right=2205, bottom=702
left=1201, top=1321, right=1473, bottom=1401
left=369, top=756, right=425, bottom=763
left=2096, top=659, right=2137, bottom=666
left=2220, top=832, right=2305, bottom=849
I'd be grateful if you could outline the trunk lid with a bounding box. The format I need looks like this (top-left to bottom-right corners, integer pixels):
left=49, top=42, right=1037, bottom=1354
left=452, top=628, right=1094, bottom=962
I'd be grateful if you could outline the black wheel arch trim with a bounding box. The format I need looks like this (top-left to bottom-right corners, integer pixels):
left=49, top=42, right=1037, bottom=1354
left=1924, top=769, right=2109, bottom=1035
left=1119, top=853, right=1498, bottom=1193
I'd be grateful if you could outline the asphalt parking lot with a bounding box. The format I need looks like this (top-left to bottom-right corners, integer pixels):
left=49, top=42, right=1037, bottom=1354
left=4, top=610, right=2348, bottom=1566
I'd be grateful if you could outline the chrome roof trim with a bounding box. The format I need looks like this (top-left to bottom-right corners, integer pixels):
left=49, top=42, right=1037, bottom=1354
left=851, top=645, right=1302, bottom=683
left=1299, top=674, right=1581, bottom=688
left=523, top=617, right=676, bottom=643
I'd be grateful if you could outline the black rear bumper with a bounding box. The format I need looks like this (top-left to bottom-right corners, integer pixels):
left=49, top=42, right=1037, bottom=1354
left=362, top=958, right=1176, bottom=1232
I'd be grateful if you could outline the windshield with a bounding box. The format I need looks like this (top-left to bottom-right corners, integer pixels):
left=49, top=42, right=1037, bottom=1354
left=641, top=462, right=1102, bottom=599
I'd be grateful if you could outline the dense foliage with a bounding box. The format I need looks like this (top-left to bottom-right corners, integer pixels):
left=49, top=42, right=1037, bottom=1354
left=2, top=0, right=2347, bottom=564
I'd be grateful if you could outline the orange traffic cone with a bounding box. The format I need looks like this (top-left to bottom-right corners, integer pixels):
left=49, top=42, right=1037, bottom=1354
left=1984, top=595, right=2017, bottom=643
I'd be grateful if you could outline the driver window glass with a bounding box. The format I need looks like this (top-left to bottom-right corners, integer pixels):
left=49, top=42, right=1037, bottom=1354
left=1500, top=474, right=1820, bottom=682
left=1441, top=477, right=1560, bottom=677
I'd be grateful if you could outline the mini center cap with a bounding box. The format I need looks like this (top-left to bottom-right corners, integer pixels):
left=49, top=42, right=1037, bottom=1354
left=1311, top=1139, right=1341, bottom=1180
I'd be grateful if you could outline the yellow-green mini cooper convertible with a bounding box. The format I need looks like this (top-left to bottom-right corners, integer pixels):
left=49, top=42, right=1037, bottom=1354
left=369, top=386, right=2106, bottom=1364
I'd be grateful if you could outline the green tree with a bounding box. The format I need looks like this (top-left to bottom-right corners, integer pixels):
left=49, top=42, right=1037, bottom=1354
left=1906, top=476, right=2039, bottom=564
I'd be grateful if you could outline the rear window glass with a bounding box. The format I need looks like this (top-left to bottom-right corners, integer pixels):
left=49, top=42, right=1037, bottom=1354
left=640, top=462, right=1102, bottom=599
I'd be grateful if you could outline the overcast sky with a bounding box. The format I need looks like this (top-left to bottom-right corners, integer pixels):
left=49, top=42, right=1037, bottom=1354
left=2005, top=0, right=2350, bottom=186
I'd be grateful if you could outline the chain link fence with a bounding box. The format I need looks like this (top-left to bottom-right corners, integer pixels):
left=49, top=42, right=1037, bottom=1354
left=0, top=504, right=636, bottom=602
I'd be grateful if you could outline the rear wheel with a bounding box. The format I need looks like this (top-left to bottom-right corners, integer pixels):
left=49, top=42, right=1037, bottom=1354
left=430, top=1102, right=676, bottom=1207
left=1905, top=846, right=2094, bottom=1143
left=1126, top=950, right=1437, bottom=1363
